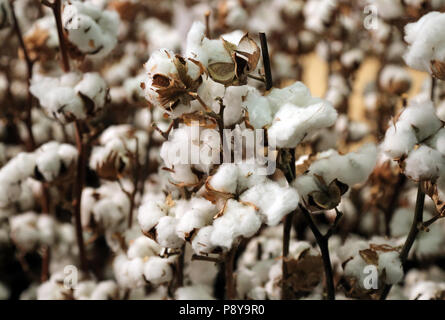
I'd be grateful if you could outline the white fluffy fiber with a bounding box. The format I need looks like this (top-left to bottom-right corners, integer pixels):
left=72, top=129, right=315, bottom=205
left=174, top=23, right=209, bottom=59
left=382, top=98, right=445, bottom=181
left=210, top=199, right=261, bottom=249
left=62, top=1, right=120, bottom=58
left=404, top=12, right=445, bottom=74
left=294, top=144, right=377, bottom=200
left=240, top=181, right=299, bottom=226
left=30, top=72, right=108, bottom=123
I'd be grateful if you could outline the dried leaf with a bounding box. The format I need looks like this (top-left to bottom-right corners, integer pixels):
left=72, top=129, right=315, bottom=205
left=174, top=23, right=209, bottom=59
left=359, top=249, right=378, bottom=265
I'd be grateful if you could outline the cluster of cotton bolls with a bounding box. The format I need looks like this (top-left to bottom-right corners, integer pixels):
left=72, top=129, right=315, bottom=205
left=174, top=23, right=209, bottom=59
left=0, top=141, right=77, bottom=208
left=113, top=236, right=176, bottom=289
left=381, top=98, right=445, bottom=182
left=30, top=72, right=109, bottom=123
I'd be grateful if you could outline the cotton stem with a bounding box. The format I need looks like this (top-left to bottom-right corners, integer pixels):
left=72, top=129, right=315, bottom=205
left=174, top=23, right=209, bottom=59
left=380, top=182, right=425, bottom=300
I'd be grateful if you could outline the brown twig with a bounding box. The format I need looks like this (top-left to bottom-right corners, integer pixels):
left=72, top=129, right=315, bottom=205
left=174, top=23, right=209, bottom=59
left=380, top=182, right=425, bottom=300
left=225, top=246, right=237, bottom=300
left=43, top=0, right=70, bottom=72
left=299, top=204, right=340, bottom=300
left=73, top=120, right=88, bottom=273
left=259, top=32, right=273, bottom=90
left=10, top=0, right=35, bottom=151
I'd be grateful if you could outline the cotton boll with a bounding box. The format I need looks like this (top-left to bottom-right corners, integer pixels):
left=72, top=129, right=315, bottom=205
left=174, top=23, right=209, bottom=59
left=208, top=163, right=238, bottom=194
left=127, top=236, right=160, bottom=260
left=9, top=212, right=40, bottom=251
left=437, top=101, right=445, bottom=121
left=404, top=145, right=445, bottom=181
left=240, top=181, right=299, bottom=226
left=192, top=226, right=216, bottom=254
left=398, top=100, right=441, bottom=141
left=404, top=11, right=445, bottom=77
left=137, top=200, right=168, bottom=233
left=378, top=252, right=403, bottom=285
left=381, top=121, right=418, bottom=159
left=63, top=1, right=120, bottom=58
left=343, top=254, right=369, bottom=288
left=74, top=73, right=108, bottom=111
left=236, top=162, right=268, bottom=193
left=113, top=254, right=145, bottom=288
left=268, top=102, right=337, bottom=148
left=176, top=198, right=217, bottom=240
left=155, top=216, right=184, bottom=249
left=175, top=285, right=214, bottom=300
left=143, top=257, right=173, bottom=285
left=35, top=145, right=61, bottom=181
left=90, top=281, right=119, bottom=300
left=210, top=199, right=261, bottom=249
left=242, top=87, right=273, bottom=129
left=30, top=72, right=108, bottom=123
left=266, top=81, right=313, bottom=114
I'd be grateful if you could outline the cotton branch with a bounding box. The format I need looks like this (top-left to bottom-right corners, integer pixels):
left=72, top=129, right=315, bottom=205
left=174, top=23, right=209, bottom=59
left=259, top=32, right=273, bottom=90
left=10, top=0, right=35, bottom=151
left=73, top=120, right=88, bottom=273
left=299, top=204, right=342, bottom=300
left=42, top=0, right=70, bottom=72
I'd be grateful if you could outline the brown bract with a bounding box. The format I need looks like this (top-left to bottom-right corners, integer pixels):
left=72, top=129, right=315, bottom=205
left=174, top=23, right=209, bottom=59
left=431, top=60, right=445, bottom=81
left=208, top=34, right=260, bottom=85
left=306, top=174, right=349, bottom=211
left=152, top=54, right=204, bottom=110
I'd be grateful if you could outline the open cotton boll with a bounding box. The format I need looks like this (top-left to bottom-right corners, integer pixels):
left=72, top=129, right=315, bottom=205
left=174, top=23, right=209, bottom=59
left=240, top=181, right=299, bottom=226
left=208, top=163, right=238, bottom=194
left=398, top=99, right=442, bottom=141
left=62, top=1, right=120, bottom=58
left=268, top=101, right=337, bottom=148
left=127, top=236, right=160, bottom=260
left=303, top=0, right=338, bottom=34
left=381, top=121, right=418, bottom=159
left=236, top=162, right=268, bottom=193
left=176, top=198, right=217, bottom=240
left=210, top=199, right=261, bottom=249
left=175, top=285, right=214, bottom=300
left=9, top=212, right=41, bottom=251
left=74, top=73, right=108, bottom=110
left=139, top=18, right=181, bottom=54
left=137, top=200, right=168, bottom=233
left=143, top=257, right=173, bottom=286
left=155, top=216, right=184, bottom=249
left=404, top=11, right=445, bottom=77
left=266, top=81, right=314, bottom=114
left=343, top=254, right=369, bottom=288
left=378, top=251, right=403, bottom=285
left=90, top=281, right=119, bottom=300
left=192, top=225, right=216, bottom=254
left=296, top=144, right=377, bottom=196
left=404, top=145, right=445, bottom=181
left=30, top=72, right=108, bottom=123
left=242, top=87, right=273, bottom=129
left=113, top=254, right=145, bottom=288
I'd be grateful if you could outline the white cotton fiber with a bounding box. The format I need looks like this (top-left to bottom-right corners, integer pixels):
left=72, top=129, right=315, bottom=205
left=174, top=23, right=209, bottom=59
left=240, top=181, right=299, bottom=226
left=210, top=199, right=261, bottom=249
